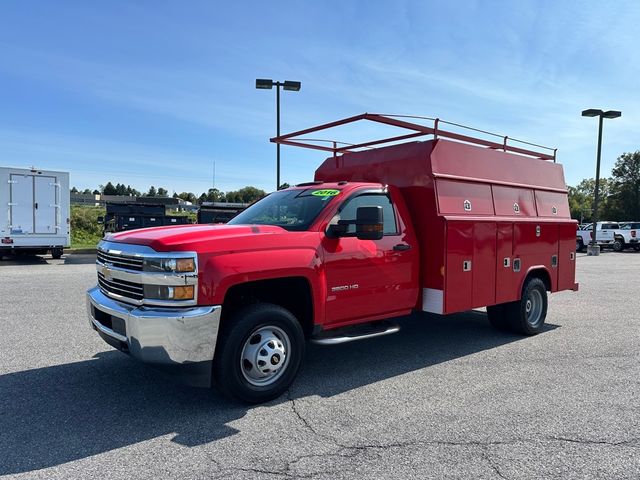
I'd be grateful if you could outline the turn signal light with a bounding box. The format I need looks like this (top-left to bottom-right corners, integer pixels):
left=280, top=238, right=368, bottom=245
left=143, top=284, right=195, bottom=301
left=361, top=224, right=383, bottom=233
left=173, top=285, right=194, bottom=300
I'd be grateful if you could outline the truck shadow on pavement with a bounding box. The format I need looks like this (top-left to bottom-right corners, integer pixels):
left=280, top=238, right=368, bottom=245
left=0, top=254, right=49, bottom=265
left=0, top=311, right=558, bottom=475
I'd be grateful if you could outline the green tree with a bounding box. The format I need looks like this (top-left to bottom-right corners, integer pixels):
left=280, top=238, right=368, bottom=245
left=147, top=185, right=157, bottom=197
left=157, top=187, right=168, bottom=197
left=200, top=188, right=224, bottom=203
left=279, top=182, right=290, bottom=190
left=70, top=186, right=79, bottom=194
left=103, top=182, right=117, bottom=195
left=607, top=151, right=640, bottom=221
left=568, top=178, right=612, bottom=223
left=177, top=192, right=198, bottom=203
left=225, top=186, right=266, bottom=203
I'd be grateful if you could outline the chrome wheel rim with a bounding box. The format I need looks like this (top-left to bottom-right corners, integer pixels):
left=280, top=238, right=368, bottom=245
left=240, top=325, right=291, bottom=387
left=525, top=289, right=544, bottom=328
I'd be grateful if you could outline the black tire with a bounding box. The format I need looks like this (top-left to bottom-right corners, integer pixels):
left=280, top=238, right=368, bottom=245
left=51, top=248, right=63, bottom=259
left=612, top=237, right=625, bottom=252
left=504, top=277, right=548, bottom=335
left=487, top=304, right=510, bottom=331
left=634, top=245, right=640, bottom=252
left=213, top=303, right=305, bottom=403
left=576, top=238, right=585, bottom=252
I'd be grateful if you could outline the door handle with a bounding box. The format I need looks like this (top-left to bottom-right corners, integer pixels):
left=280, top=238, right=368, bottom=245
left=393, top=243, right=411, bottom=251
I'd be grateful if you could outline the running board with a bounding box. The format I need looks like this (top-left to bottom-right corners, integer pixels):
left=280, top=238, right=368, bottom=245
left=310, top=321, right=400, bottom=345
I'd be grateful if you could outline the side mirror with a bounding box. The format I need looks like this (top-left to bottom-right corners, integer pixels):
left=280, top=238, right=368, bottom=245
left=326, top=222, right=347, bottom=239
left=356, top=206, right=384, bottom=240
left=96, top=216, right=104, bottom=224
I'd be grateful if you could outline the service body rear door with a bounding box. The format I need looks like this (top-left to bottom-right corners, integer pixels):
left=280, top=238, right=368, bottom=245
left=34, top=176, right=58, bottom=234
left=10, top=174, right=34, bottom=234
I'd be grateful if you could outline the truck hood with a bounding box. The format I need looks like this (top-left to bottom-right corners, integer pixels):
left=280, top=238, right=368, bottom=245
left=106, top=224, right=307, bottom=253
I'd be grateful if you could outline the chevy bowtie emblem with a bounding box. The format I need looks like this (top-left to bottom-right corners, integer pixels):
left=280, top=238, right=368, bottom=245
left=102, top=264, right=111, bottom=280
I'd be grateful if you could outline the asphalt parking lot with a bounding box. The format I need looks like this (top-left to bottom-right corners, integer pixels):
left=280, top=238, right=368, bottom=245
left=0, top=251, right=639, bottom=479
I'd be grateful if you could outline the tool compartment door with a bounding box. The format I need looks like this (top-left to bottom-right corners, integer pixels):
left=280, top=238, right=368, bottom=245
left=444, top=221, right=473, bottom=313
left=34, top=176, right=58, bottom=234
left=557, top=223, right=577, bottom=291
left=9, top=174, right=34, bottom=234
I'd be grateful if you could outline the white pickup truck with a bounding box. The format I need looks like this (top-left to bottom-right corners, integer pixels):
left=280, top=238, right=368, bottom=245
left=576, top=222, right=619, bottom=252
left=614, top=222, right=640, bottom=251
left=576, top=221, right=640, bottom=252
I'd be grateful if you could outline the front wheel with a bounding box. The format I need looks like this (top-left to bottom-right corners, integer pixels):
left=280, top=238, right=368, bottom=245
left=576, top=238, right=585, bottom=252
left=213, top=303, right=305, bottom=403
left=505, top=277, right=548, bottom=335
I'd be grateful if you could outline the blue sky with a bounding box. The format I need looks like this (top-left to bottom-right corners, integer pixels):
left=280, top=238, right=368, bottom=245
left=0, top=1, right=638, bottom=195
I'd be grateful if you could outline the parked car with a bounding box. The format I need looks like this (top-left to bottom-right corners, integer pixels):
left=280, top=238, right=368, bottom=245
left=613, top=222, right=640, bottom=251
left=576, top=221, right=619, bottom=252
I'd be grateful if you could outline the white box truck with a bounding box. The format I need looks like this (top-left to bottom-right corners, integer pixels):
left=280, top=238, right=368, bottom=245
left=0, top=167, right=70, bottom=259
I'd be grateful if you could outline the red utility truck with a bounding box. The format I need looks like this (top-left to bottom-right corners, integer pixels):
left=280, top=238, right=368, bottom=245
left=87, top=114, right=578, bottom=403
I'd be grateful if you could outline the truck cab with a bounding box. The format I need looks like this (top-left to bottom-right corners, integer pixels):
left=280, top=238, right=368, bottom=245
left=87, top=114, right=578, bottom=403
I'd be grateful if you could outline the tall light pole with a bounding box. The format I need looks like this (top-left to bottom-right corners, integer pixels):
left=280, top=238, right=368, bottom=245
left=581, top=109, right=621, bottom=253
left=256, top=79, right=301, bottom=190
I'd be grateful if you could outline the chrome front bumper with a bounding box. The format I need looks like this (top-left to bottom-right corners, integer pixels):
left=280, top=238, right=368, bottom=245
left=87, top=286, right=221, bottom=387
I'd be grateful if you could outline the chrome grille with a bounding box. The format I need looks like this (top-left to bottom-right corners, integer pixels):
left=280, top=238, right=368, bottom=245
left=98, top=272, right=144, bottom=301
left=97, top=250, right=143, bottom=271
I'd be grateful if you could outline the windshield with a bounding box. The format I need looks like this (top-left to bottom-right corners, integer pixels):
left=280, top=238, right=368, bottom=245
left=228, top=188, right=340, bottom=231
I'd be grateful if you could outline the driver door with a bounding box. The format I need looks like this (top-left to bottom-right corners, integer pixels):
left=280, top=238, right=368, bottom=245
left=321, top=192, right=416, bottom=326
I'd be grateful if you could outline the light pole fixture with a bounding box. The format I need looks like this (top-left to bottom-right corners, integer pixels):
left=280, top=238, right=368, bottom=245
left=256, top=79, right=301, bottom=190
left=581, top=108, right=621, bottom=251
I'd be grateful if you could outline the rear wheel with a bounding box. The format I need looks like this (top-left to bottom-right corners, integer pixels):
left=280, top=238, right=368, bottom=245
left=505, top=277, right=548, bottom=335
left=213, top=303, right=305, bottom=403
left=51, top=248, right=63, bottom=259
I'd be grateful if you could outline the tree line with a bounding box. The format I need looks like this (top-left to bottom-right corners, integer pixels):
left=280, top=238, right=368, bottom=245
left=70, top=181, right=283, bottom=204
left=569, top=151, right=640, bottom=222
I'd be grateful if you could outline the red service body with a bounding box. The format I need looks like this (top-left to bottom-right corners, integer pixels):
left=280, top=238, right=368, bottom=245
left=314, top=137, right=578, bottom=316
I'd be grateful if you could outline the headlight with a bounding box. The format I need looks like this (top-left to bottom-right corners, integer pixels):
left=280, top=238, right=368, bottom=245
left=144, top=285, right=195, bottom=300
left=143, top=257, right=196, bottom=273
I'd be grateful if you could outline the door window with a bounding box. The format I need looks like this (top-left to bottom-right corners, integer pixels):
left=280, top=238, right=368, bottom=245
left=332, top=194, right=398, bottom=235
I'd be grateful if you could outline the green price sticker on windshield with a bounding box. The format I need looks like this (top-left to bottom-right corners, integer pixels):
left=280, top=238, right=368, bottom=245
left=311, top=189, right=340, bottom=197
